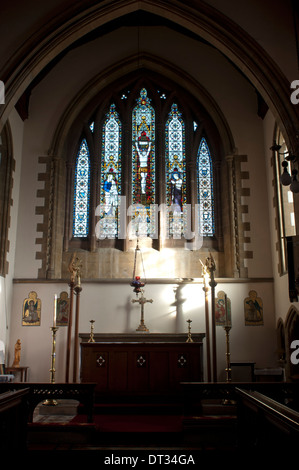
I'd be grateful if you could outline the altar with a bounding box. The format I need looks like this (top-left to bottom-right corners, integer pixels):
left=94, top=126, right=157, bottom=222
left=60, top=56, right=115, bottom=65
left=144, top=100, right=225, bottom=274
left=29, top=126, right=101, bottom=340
left=80, top=333, right=204, bottom=397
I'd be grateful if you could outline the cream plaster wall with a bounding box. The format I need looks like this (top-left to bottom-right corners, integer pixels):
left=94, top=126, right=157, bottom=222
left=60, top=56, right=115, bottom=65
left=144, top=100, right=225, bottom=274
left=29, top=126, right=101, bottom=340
left=9, top=279, right=276, bottom=383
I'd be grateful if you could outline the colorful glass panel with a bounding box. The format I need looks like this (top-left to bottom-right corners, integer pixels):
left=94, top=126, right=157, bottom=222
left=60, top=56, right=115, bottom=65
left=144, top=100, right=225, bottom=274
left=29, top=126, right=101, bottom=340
left=165, top=103, right=186, bottom=237
left=99, top=104, right=122, bottom=238
left=132, top=88, right=155, bottom=236
left=73, top=139, right=90, bottom=237
left=197, top=137, right=214, bottom=236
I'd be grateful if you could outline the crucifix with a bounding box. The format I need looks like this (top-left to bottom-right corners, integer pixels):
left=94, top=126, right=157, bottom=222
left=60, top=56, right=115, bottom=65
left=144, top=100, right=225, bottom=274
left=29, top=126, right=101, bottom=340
left=132, top=289, right=153, bottom=332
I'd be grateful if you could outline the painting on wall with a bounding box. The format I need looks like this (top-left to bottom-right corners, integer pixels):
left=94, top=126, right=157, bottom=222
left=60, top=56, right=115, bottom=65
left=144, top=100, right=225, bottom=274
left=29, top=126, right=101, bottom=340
left=215, top=290, right=231, bottom=326
left=56, top=291, right=70, bottom=326
left=244, top=290, right=264, bottom=326
left=22, top=291, right=41, bottom=326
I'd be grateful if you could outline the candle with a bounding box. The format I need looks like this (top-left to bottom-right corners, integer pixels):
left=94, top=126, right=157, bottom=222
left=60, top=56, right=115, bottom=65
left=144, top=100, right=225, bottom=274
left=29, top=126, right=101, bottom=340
left=224, top=294, right=228, bottom=326
left=53, top=294, right=57, bottom=327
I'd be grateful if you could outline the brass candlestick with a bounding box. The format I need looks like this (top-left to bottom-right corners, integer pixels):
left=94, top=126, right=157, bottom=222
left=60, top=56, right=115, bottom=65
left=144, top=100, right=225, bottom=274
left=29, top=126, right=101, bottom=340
left=224, top=325, right=232, bottom=383
left=205, top=252, right=217, bottom=382
left=201, top=259, right=211, bottom=381
left=88, top=320, right=95, bottom=343
left=186, top=319, right=193, bottom=342
left=43, top=326, right=59, bottom=406
left=222, top=324, right=236, bottom=405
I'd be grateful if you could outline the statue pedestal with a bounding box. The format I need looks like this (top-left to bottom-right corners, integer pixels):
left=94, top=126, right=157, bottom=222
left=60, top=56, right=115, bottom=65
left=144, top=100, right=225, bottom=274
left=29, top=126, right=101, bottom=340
left=5, top=366, right=29, bottom=382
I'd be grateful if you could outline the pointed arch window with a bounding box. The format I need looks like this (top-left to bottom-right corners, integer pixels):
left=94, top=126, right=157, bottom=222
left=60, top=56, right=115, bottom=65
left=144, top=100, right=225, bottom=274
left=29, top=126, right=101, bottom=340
left=197, top=137, right=214, bottom=236
left=131, top=88, right=155, bottom=236
left=70, top=86, right=217, bottom=248
left=165, top=103, right=186, bottom=237
left=73, top=138, right=90, bottom=237
left=99, top=104, right=122, bottom=239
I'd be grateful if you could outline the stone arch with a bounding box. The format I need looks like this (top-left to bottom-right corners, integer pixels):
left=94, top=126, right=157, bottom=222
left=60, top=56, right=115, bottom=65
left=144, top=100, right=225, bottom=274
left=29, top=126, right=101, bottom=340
left=37, top=62, right=244, bottom=279
left=1, top=0, right=298, bottom=153
left=49, top=54, right=235, bottom=159
left=0, top=121, right=15, bottom=276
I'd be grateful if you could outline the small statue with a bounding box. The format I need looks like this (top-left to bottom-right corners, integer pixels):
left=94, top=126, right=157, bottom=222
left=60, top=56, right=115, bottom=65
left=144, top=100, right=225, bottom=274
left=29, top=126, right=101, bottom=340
left=12, top=339, right=21, bottom=367
left=205, top=251, right=216, bottom=274
left=68, top=253, right=82, bottom=287
left=200, top=259, right=209, bottom=278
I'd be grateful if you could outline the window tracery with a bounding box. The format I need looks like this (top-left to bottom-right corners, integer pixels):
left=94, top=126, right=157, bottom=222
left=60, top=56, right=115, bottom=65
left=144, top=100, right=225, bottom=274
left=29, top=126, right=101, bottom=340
left=71, top=86, right=216, bottom=249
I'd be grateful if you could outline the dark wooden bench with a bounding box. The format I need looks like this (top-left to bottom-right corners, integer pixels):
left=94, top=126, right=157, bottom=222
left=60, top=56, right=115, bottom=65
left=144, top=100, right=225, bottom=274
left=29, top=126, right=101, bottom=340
left=0, top=382, right=96, bottom=422
left=0, top=388, right=30, bottom=451
left=236, top=387, right=299, bottom=450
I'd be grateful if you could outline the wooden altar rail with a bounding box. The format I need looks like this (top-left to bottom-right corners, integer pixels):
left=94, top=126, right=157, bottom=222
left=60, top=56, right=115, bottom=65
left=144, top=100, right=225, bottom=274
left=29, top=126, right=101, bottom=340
left=0, top=388, right=30, bottom=452
left=236, top=387, right=299, bottom=450
left=180, top=381, right=299, bottom=414
left=0, top=383, right=96, bottom=423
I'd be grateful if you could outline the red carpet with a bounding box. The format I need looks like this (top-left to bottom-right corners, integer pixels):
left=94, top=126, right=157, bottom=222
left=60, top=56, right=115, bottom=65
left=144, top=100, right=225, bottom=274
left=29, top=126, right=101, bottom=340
left=71, top=413, right=183, bottom=433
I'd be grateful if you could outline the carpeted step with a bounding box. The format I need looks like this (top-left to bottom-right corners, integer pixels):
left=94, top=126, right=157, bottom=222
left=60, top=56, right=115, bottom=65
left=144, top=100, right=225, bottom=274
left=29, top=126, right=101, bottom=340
left=182, top=415, right=238, bottom=447
left=28, top=422, right=97, bottom=445
left=88, top=402, right=184, bottom=416
left=71, top=413, right=183, bottom=433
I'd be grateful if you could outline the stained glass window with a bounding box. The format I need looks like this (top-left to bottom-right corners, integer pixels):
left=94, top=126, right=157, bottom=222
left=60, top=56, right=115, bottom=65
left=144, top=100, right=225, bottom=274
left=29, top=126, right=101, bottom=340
left=98, top=104, right=122, bottom=239
left=72, top=88, right=216, bottom=244
left=197, top=137, right=214, bottom=236
left=73, top=138, right=90, bottom=237
left=131, top=88, right=155, bottom=237
left=165, top=103, right=186, bottom=237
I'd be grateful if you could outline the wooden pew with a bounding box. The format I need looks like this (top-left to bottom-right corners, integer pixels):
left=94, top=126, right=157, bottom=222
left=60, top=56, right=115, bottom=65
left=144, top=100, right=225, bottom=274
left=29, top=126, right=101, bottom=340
left=0, top=388, right=30, bottom=451
left=236, top=387, right=299, bottom=450
left=0, top=382, right=96, bottom=422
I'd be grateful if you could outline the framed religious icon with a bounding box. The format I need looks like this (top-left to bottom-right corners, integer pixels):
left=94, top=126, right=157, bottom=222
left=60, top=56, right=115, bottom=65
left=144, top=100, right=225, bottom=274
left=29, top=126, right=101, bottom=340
left=22, top=291, right=41, bottom=326
left=244, top=290, right=264, bottom=326
left=56, top=291, right=70, bottom=326
left=215, top=290, right=231, bottom=326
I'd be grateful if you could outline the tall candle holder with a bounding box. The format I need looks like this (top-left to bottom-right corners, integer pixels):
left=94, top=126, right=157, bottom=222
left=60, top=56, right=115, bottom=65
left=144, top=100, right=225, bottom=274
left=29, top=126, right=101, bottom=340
left=43, top=326, right=59, bottom=406
left=205, top=252, right=217, bottom=382
left=200, top=260, right=211, bottom=381
left=186, top=319, right=193, bottom=343
left=222, top=324, right=236, bottom=405
left=73, top=284, right=82, bottom=382
left=224, top=325, right=232, bottom=383
left=88, top=320, right=95, bottom=343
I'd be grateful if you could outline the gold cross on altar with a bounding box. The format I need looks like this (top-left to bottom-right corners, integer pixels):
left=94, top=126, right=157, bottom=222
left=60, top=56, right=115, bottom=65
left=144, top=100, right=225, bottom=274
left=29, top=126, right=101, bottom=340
left=132, top=290, right=153, bottom=332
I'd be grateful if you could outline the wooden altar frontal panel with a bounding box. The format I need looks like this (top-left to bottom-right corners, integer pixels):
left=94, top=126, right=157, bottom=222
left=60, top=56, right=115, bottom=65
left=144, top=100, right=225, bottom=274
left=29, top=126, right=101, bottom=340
left=80, top=342, right=203, bottom=396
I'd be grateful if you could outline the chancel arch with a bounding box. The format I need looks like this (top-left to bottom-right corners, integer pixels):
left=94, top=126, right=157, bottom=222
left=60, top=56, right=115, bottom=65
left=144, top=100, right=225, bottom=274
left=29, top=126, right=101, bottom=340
left=1, top=0, right=299, bottom=158
left=0, top=122, right=14, bottom=277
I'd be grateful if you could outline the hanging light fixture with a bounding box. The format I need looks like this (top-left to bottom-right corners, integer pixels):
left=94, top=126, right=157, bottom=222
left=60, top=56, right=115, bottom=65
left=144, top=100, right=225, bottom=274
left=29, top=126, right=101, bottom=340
left=130, top=233, right=146, bottom=295
left=290, top=169, right=299, bottom=193
left=280, top=161, right=292, bottom=186
left=270, top=141, right=299, bottom=193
